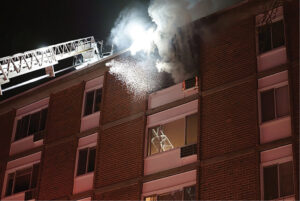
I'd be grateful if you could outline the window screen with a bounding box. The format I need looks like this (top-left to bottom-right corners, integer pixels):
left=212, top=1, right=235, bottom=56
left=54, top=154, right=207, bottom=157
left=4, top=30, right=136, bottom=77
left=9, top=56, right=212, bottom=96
left=94, top=88, right=102, bottom=112
left=275, top=86, right=289, bottom=118
left=186, top=113, right=198, bottom=145
left=14, top=168, right=31, bottom=194
left=28, top=111, right=40, bottom=135
left=261, top=89, right=275, bottom=122
left=84, top=91, right=94, bottom=116
left=87, top=148, right=96, bottom=173
left=5, top=173, right=15, bottom=196
left=264, top=165, right=278, bottom=200
left=272, top=20, right=285, bottom=49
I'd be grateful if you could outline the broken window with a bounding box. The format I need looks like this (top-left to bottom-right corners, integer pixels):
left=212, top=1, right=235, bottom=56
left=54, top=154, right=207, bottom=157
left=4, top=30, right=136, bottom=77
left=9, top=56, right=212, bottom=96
left=84, top=88, right=102, bottom=116
left=258, top=20, right=285, bottom=54
left=263, top=161, right=294, bottom=200
left=77, top=147, right=96, bottom=176
left=15, top=108, right=48, bottom=141
left=148, top=113, right=198, bottom=156
left=5, top=163, right=40, bottom=197
left=260, top=85, right=289, bottom=123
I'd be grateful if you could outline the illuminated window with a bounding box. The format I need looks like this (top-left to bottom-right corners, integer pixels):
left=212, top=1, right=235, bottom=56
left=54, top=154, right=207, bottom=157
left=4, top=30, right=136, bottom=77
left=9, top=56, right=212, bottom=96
left=76, top=147, right=96, bottom=176
left=258, top=20, right=285, bottom=54
left=15, top=108, right=48, bottom=141
left=5, top=163, right=39, bottom=197
left=144, top=186, right=196, bottom=201
left=84, top=88, right=102, bottom=116
left=147, top=113, right=197, bottom=156
left=263, top=161, right=294, bottom=200
left=260, top=85, right=289, bottom=123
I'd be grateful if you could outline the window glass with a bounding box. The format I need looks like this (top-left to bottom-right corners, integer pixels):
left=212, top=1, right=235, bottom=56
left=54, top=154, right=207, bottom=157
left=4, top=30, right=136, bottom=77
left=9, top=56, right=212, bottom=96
left=84, top=91, right=94, bottom=116
left=39, top=108, right=48, bottom=131
left=272, top=20, right=285, bottom=49
left=259, top=25, right=272, bottom=54
left=5, top=173, right=14, bottom=196
left=184, top=186, right=196, bottom=200
left=186, top=113, right=198, bottom=145
left=77, top=149, right=88, bottom=176
left=275, top=86, right=290, bottom=118
left=261, top=89, right=275, bottom=122
left=158, top=190, right=182, bottom=201
left=87, top=148, right=96, bottom=173
left=15, top=119, right=24, bottom=141
left=145, top=196, right=157, bottom=201
left=31, top=164, right=40, bottom=188
left=94, top=88, right=102, bottom=112
left=148, top=126, right=160, bottom=155
left=14, top=168, right=31, bottom=194
left=264, top=165, right=279, bottom=200
left=163, top=118, right=185, bottom=150
left=28, top=111, right=40, bottom=135
left=279, top=161, right=294, bottom=197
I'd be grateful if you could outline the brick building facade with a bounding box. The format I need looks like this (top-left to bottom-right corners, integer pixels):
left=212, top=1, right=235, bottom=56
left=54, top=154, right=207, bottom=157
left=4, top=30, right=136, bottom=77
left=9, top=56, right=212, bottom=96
left=0, top=0, right=298, bottom=200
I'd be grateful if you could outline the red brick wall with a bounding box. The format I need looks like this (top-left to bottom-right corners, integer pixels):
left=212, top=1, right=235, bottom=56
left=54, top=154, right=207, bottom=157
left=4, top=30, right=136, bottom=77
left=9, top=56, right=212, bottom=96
left=94, top=183, right=141, bottom=200
left=0, top=111, right=15, bottom=196
left=199, top=152, right=260, bottom=200
left=45, top=82, right=84, bottom=143
left=101, top=72, right=147, bottom=124
left=37, top=139, right=77, bottom=200
left=197, top=18, right=257, bottom=91
left=94, top=117, right=145, bottom=188
left=200, top=80, right=258, bottom=159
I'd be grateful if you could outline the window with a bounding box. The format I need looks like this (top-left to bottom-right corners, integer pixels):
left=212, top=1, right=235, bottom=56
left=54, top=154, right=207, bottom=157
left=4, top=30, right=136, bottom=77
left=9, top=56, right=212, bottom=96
left=263, top=161, right=294, bottom=200
left=5, top=163, right=40, bottom=197
left=76, top=147, right=96, bottom=176
left=15, top=108, right=48, bottom=141
left=258, top=20, right=285, bottom=54
left=84, top=88, right=102, bottom=116
left=260, top=85, right=289, bottom=123
left=145, top=185, right=196, bottom=201
left=147, top=113, right=197, bottom=156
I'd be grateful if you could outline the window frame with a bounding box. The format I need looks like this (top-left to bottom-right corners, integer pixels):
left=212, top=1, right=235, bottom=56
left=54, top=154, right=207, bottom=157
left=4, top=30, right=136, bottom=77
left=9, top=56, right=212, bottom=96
left=258, top=81, right=290, bottom=125
left=255, top=6, right=286, bottom=56
left=82, top=87, right=102, bottom=117
left=261, top=156, right=294, bottom=200
left=76, top=146, right=96, bottom=176
left=12, top=105, right=48, bottom=143
left=74, top=137, right=97, bottom=178
left=146, top=112, right=198, bottom=156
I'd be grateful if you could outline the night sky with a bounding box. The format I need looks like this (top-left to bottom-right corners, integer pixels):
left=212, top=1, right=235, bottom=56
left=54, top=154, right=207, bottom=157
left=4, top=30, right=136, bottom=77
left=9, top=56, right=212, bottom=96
left=0, top=0, right=150, bottom=58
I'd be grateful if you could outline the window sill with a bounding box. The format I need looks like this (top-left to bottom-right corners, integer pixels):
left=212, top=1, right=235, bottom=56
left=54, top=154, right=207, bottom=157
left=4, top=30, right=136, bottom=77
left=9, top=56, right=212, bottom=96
left=10, top=135, right=43, bottom=156
left=1, top=190, right=35, bottom=201
left=80, top=111, right=100, bottom=132
left=257, top=46, right=287, bottom=72
left=75, top=171, right=94, bottom=179
left=267, top=194, right=295, bottom=201
left=260, top=115, right=290, bottom=126
left=73, top=172, right=94, bottom=194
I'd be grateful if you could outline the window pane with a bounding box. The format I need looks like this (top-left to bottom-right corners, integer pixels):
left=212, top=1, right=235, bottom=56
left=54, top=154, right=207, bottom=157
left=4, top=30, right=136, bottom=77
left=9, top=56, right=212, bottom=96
left=28, top=112, right=40, bottom=135
left=259, top=25, right=272, bottom=54
left=261, top=89, right=275, bottom=122
left=275, top=86, right=290, bottom=118
left=15, top=119, right=23, bottom=141
left=158, top=190, right=182, bottom=201
left=39, top=108, right=48, bottom=131
left=264, top=165, right=278, bottom=200
left=279, top=161, right=294, bottom=197
left=77, top=148, right=88, bottom=176
left=84, top=91, right=94, bottom=116
left=184, top=186, right=196, bottom=200
left=31, top=163, right=40, bottom=188
left=148, top=127, right=160, bottom=155
left=94, top=88, right=102, bottom=112
left=14, top=169, right=31, bottom=194
left=163, top=118, right=185, bottom=150
left=5, top=173, right=14, bottom=196
left=186, top=113, right=198, bottom=145
left=87, top=148, right=96, bottom=173
left=15, top=115, right=30, bottom=141
left=272, top=21, right=285, bottom=48
left=145, top=196, right=157, bottom=201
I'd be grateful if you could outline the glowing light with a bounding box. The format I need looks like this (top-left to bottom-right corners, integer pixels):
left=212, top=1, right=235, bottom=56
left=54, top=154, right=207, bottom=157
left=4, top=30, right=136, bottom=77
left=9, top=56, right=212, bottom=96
left=128, top=23, right=155, bottom=55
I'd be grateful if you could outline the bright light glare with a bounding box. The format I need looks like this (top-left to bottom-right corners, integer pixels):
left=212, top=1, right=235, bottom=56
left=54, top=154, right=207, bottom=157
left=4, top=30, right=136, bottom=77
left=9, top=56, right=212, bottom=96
left=128, top=23, right=155, bottom=55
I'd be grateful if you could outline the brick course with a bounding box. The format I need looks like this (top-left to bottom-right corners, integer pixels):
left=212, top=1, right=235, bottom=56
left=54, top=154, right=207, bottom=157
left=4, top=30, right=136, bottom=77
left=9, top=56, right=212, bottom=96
left=94, top=183, right=141, bottom=200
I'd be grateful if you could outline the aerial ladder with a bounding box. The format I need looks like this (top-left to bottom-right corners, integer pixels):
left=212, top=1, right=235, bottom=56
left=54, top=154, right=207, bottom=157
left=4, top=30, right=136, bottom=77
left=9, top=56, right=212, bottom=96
left=0, top=36, right=112, bottom=95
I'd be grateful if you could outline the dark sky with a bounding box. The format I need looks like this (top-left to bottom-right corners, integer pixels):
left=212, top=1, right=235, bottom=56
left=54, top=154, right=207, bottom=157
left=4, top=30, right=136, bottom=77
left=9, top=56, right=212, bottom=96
left=0, top=0, right=150, bottom=58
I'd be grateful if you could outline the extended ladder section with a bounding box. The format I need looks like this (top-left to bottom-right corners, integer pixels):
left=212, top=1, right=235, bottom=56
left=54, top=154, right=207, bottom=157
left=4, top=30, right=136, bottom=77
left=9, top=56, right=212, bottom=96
left=0, top=36, right=103, bottom=95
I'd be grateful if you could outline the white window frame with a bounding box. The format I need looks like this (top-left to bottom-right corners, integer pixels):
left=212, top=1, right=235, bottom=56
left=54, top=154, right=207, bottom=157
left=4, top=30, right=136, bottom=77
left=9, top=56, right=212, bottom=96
left=145, top=100, right=198, bottom=157
left=261, top=156, right=294, bottom=200
left=2, top=152, right=41, bottom=199
left=81, top=77, right=103, bottom=118
left=12, top=98, right=49, bottom=143
left=258, top=81, right=290, bottom=125
left=74, top=133, right=98, bottom=178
